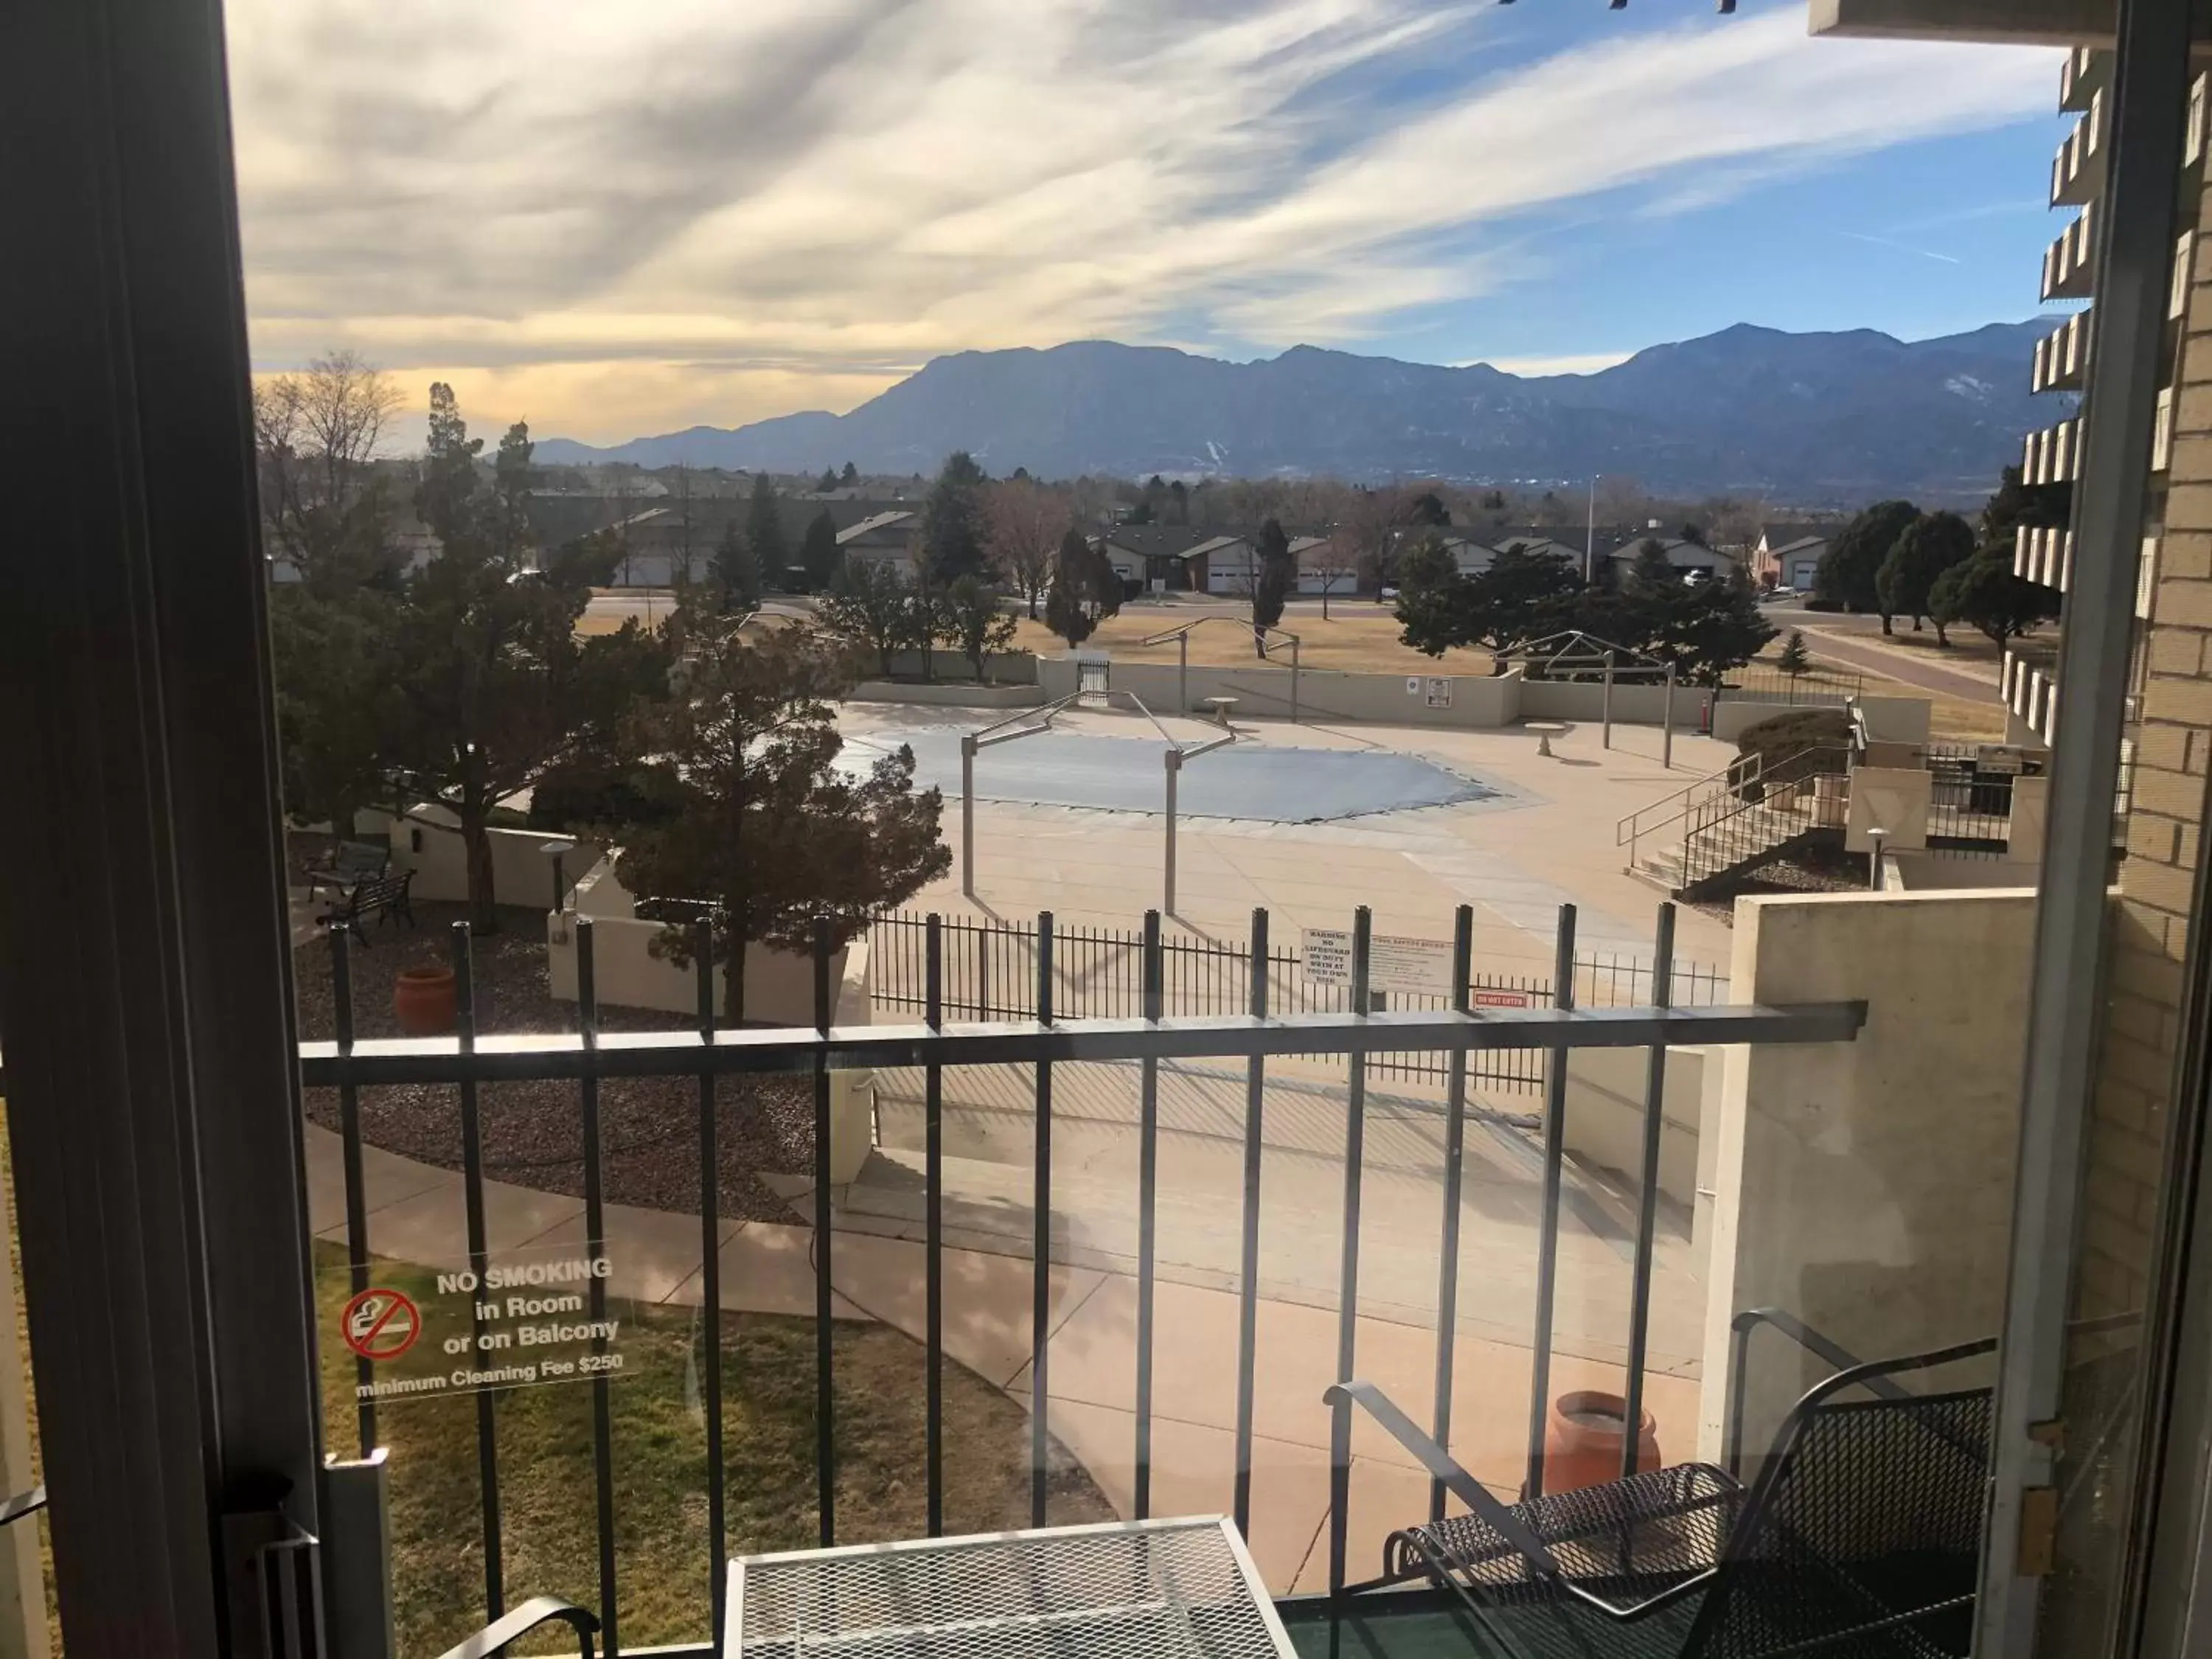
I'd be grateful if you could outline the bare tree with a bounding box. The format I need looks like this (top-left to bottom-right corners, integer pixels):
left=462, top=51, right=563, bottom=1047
left=1314, top=529, right=1363, bottom=618
left=984, top=478, right=1070, bottom=616
left=252, top=349, right=404, bottom=585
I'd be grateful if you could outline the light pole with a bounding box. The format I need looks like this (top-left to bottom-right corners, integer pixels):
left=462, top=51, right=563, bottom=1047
left=1585, top=474, right=1599, bottom=585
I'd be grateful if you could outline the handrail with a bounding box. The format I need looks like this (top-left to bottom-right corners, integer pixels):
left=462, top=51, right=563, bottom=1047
left=1674, top=743, right=1851, bottom=889
left=1615, top=754, right=1746, bottom=849
left=434, top=1596, right=598, bottom=1659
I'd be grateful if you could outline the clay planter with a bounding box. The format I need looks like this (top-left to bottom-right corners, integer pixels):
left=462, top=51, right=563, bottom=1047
left=393, top=966, right=458, bottom=1036
left=1543, top=1390, right=1660, bottom=1495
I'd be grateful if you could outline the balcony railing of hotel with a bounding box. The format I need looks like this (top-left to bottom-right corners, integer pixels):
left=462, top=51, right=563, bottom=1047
left=259, top=900, right=1866, bottom=1651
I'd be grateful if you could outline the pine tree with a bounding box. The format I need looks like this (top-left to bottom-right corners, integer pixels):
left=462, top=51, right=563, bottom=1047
left=1251, top=518, right=1295, bottom=655
left=745, top=473, right=787, bottom=585
left=1777, top=630, right=1812, bottom=678
left=799, top=509, right=841, bottom=592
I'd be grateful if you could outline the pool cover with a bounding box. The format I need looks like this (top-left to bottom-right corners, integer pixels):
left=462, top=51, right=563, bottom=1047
left=841, top=724, right=1503, bottom=824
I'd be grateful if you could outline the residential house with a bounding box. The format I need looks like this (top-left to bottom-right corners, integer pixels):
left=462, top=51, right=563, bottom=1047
left=1094, top=526, right=1254, bottom=591
left=1294, top=535, right=1360, bottom=596
left=1753, top=522, right=1835, bottom=591
left=1606, top=533, right=1739, bottom=582
left=836, top=510, right=922, bottom=580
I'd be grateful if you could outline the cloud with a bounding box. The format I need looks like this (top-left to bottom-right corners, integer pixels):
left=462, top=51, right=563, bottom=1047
left=225, top=0, right=2057, bottom=441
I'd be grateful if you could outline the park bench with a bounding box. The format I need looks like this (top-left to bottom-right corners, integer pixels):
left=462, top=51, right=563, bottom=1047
left=321, top=869, right=417, bottom=945
left=303, top=838, right=391, bottom=900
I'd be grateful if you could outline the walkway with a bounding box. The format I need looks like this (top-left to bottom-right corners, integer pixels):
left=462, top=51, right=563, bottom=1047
left=304, top=1096, right=1702, bottom=1596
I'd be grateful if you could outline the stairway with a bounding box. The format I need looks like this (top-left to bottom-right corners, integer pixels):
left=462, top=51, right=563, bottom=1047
left=1622, top=747, right=1850, bottom=897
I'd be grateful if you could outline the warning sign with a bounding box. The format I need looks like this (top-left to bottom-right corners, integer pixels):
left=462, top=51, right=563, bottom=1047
left=1425, top=677, right=1453, bottom=709
left=1471, top=987, right=1534, bottom=1010
left=341, top=1287, right=420, bottom=1362
left=328, top=1245, right=638, bottom=1405
left=1301, top=928, right=1354, bottom=986
left=1301, top=930, right=1455, bottom=997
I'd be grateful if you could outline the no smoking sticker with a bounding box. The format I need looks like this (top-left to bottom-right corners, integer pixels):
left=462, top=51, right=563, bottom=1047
left=341, top=1287, right=421, bottom=1362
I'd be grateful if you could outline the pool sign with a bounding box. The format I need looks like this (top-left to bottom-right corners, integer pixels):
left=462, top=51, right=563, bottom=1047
left=333, top=1245, right=636, bottom=1404
left=1425, top=677, right=1453, bottom=709
left=1471, top=987, right=1534, bottom=1010
left=341, top=1287, right=420, bottom=1362
left=1302, top=930, right=1455, bottom=998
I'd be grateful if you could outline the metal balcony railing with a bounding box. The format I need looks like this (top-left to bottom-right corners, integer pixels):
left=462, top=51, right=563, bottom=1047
left=288, top=904, right=1863, bottom=1648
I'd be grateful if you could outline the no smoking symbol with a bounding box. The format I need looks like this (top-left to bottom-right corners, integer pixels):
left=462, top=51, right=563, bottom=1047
left=341, top=1287, right=421, bottom=1363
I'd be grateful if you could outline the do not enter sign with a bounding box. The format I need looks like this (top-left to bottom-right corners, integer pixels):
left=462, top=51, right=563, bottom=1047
left=341, top=1287, right=421, bottom=1362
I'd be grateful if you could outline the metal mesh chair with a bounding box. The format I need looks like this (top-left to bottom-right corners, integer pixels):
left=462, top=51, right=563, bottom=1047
left=1329, top=1333, right=1995, bottom=1659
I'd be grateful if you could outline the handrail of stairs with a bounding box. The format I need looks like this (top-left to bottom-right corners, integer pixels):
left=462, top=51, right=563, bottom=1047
left=1617, top=751, right=1763, bottom=858
left=1674, top=742, right=1853, bottom=890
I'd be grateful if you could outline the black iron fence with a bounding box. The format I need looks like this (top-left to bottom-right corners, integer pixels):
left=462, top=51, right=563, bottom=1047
left=301, top=902, right=1857, bottom=1652
left=1720, top=665, right=1864, bottom=706
left=867, top=909, right=1728, bottom=1094
left=1924, top=742, right=2041, bottom=856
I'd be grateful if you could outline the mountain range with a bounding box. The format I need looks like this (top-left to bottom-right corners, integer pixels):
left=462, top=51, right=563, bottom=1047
left=534, top=321, right=2061, bottom=507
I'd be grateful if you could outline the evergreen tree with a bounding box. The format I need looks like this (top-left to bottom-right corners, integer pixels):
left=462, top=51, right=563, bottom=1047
left=392, top=386, right=668, bottom=930
left=1776, top=630, right=1813, bottom=678
left=1818, top=499, right=1919, bottom=622
left=799, top=509, right=842, bottom=592
left=818, top=559, right=913, bottom=679
left=708, top=518, right=760, bottom=612
left=818, top=467, right=839, bottom=493
left=615, top=624, right=947, bottom=1020
left=920, top=451, right=991, bottom=582
left=1044, top=529, right=1121, bottom=647
left=1877, top=511, right=1976, bottom=641
left=1251, top=518, right=1295, bottom=655
left=1930, top=552, right=2061, bottom=647
left=840, top=460, right=860, bottom=486
left=945, top=576, right=1018, bottom=681
left=745, top=472, right=788, bottom=585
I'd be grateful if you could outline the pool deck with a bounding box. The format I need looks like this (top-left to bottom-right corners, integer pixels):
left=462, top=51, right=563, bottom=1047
left=841, top=704, right=1739, bottom=980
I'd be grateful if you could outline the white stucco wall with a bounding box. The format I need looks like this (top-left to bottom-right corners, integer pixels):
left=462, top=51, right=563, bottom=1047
left=1695, top=888, right=2034, bottom=1471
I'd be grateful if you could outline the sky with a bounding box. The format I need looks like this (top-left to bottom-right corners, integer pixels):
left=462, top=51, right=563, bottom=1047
left=224, top=0, right=2068, bottom=448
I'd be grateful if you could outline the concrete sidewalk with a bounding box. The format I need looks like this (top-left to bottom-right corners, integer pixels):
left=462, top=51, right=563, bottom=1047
left=304, top=1117, right=1700, bottom=1594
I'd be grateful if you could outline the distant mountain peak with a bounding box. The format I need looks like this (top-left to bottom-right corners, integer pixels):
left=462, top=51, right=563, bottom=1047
left=531, top=319, right=2057, bottom=507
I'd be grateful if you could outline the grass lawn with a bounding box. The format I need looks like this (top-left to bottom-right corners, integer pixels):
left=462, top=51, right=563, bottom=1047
left=316, top=1247, right=1112, bottom=1655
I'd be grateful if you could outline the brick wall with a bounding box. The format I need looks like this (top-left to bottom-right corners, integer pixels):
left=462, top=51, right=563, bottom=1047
left=2044, top=159, right=2212, bottom=1655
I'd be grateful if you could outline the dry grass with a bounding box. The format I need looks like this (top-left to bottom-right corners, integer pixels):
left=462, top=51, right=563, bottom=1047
left=318, top=1245, right=1110, bottom=1655
left=1008, top=608, right=1495, bottom=675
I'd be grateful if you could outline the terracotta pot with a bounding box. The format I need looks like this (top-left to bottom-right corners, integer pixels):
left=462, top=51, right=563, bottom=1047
left=1542, top=1390, right=1660, bottom=1495
left=393, top=966, right=457, bottom=1036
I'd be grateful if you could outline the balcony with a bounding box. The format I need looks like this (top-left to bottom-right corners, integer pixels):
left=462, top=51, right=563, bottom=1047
left=2031, top=307, right=2091, bottom=394
left=2059, top=45, right=2104, bottom=114
left=2042, top=198, right=2096, bottom=302
left=2015, top=524, right=2076, bottom=591
left=2023, top=416, right=2081, bottom=486
left=2051, top=89, right=2106, bottom=208
left=2005, top=649, right=2061, bottom=746
left=212, top=857, right=2093, bottom=1659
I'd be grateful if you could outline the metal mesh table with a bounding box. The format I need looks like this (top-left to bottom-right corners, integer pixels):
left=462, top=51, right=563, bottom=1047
left=726, top=1517, right=1296, bottom=1658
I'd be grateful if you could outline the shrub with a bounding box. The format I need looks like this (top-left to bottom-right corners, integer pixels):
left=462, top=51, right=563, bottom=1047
left=1731, top=706, right=1851, bottom=800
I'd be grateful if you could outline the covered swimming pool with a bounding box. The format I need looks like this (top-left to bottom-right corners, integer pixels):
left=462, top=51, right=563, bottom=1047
left=839, top=722, right=1506, bottom=824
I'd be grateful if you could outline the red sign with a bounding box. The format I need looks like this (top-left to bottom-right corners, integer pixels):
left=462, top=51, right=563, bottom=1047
left=1471, top=989, right=1534, bottom=1010
left=341, top=1287, right=421, bottom=1362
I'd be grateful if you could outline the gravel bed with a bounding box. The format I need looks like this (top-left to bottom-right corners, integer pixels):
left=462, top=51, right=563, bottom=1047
left=1683, top=846, right=1865, bottom=922
left=294, top=901, right=815, bottom=1225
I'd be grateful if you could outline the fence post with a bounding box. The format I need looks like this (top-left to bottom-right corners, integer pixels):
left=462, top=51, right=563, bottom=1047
left=960, top=733, right=977, bottom=897
left=1602, top=653, right=1615, bottom=750
left=1164, top=748, right=1181, bottom=914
